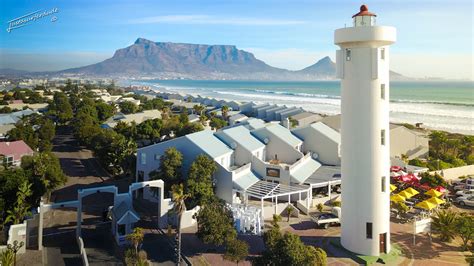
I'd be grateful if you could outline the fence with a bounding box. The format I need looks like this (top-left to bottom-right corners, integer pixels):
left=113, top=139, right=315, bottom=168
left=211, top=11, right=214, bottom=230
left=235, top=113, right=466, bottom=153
left=431, top=164, right=474, bottom=181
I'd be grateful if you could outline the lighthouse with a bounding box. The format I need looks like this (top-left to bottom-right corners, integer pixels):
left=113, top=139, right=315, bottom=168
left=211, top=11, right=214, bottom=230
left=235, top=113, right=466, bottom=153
left=335, top=5, right=396, bottom=256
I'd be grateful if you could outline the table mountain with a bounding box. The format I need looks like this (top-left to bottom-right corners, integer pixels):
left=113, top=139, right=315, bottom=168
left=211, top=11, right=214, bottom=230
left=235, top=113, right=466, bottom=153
left=56, top=38, right=407, bottom=80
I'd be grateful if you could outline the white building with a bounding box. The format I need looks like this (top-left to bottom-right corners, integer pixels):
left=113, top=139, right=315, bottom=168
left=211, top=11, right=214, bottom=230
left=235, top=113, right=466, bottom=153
left=136, top=118, right=342, bottom=220
left=335, top=5, right=396, bottom=256
left=292, top=122, right=341, bottom=166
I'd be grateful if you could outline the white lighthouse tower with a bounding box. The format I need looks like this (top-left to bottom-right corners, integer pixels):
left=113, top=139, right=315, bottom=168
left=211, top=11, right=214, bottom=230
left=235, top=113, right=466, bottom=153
left=335, top=5, right=396, bottom=256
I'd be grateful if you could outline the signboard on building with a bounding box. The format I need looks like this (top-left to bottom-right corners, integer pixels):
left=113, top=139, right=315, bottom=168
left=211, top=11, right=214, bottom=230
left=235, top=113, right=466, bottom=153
left=266, top=168, right=280, bottom=178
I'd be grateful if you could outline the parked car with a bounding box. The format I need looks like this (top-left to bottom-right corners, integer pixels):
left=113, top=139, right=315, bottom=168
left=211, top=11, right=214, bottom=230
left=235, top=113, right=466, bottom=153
left=311, top=207, right=341, bottom=229
left=453, top=178, right=474, bottom=191
left=455, top=196, right=474, bottom=207
left=456, top=189, right=474, bottom=197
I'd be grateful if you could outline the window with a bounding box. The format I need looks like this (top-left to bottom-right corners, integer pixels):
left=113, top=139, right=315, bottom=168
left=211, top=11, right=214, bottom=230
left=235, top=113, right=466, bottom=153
left=154, top=154, right=161, bottom=161
left=256, top=151, right=260, bottom=159
left=381, top=176, right=386, bottom=192
left=346, top=49, right=351, bottom=61
left=366, top=223, right=373, bottom=239
left=118, top=224, right=126, bottom=236
left=140, top=153, right=146, bottom=165
left=381, top=84, right=386, bottom=99
left=381, top=129, right=386, bottom=145
left=381, top=48, right=385, bottom=60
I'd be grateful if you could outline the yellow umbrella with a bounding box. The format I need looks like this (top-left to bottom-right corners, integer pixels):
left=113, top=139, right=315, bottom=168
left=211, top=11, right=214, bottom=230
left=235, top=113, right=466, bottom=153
left=416, top=200, right=437, bottom=210
left=398, top=190, right=414, bottom=199
left=390, top=194, right=406, bottom=202
left=403, top=187, right=419, bottom=196
left=427, top=197, right=445, bottom=205
left=425, top=189, right=442, bottom=198
left=390, top=184, right=397, bottom=192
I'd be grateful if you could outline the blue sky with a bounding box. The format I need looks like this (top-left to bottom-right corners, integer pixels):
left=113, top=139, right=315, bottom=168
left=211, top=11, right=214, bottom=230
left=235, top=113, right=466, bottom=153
left=0, top=0, right=472, bottom=79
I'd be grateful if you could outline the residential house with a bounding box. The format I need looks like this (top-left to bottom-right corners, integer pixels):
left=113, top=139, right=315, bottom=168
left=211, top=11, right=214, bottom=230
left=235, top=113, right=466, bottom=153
left=0, top=140, right=34, bottom=166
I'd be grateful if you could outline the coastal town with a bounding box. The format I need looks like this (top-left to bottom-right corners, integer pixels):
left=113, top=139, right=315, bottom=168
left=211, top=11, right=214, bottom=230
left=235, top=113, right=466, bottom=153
left=1, top=2, right=473, bottom=266
left=0, top=70, right=473, bottom=265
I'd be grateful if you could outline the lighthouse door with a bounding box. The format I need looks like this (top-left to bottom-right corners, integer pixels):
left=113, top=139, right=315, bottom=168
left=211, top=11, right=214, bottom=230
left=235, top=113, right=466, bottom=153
left=379, top=233, right=387, bottom=253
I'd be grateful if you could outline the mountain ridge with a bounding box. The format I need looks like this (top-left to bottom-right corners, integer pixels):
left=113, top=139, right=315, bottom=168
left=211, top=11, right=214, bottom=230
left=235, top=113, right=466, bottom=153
left=4, top=38, right=408, bottom=80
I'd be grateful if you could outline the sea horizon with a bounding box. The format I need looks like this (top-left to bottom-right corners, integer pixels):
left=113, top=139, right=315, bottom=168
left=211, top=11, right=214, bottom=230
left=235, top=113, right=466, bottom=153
left=129, top=79, right=474, bottom=135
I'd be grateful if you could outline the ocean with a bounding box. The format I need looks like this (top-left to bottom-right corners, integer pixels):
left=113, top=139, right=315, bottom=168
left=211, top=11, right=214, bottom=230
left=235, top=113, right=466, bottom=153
left=133, top=80, right=474, bottom=135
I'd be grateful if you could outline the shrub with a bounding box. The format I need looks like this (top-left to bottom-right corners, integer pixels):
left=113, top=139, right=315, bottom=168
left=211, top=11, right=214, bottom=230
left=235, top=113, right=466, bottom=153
left=317, top=203, right=324, bottom=213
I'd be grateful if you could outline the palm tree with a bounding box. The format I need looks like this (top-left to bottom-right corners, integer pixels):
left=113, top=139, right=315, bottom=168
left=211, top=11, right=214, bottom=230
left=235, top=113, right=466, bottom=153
left=161, top=106, right=171, bottom=120
left=171, top=183, right=189, bottom=265
left=221, top=106, right=229, bottom=121
left=126, top=227, right=144, bottom=256
left=431, top=209, right=458, bottom=242
left=193, top=105, right=205, bottom=116
left=286, top=204, right=295, bottom=222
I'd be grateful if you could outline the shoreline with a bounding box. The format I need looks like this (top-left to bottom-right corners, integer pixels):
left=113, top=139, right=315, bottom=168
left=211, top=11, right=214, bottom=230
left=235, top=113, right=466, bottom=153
left=129, top=81, right=473, bottom=136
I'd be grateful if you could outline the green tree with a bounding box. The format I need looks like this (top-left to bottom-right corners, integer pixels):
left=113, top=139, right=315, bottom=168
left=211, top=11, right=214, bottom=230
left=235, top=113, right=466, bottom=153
left=186, top=154, right=217, bottom=208
left=136, top=119, right=162, bottom=141
left=257, top=217, right=327, bottom=266
left=38, top=119, right=56, bottom=152
left=455, top=214, right=474, bottom=251
left=210, top=117, right=227, bottom=130
left=5, top=181, right=32, bottom=225
left=178, top=122, right=204, bottom=137
left=171, top=183, right=189, bottom=265
left=0, top=169, right=27, bottom=224
left=195, top=197, right=236, bottom=246
left=119, top=101, right=138, bottom=114
left=95, top=101, right=115, bottom=121
left=431, top=209, right=458, bottom=242
left=21, top=152, right=67, bottom=202
left=7, top=122, right=38, bottom=150
left=149, top=147, right=183, bottom=193
left=429, top=131, right=447, bottom=159
left=50, top=92, right=73, bottom=124
left=224, top=238, right=249, bottom=265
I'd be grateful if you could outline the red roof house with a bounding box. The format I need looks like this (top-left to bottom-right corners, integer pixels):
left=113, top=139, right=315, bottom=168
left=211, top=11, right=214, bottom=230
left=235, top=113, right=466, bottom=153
left=0, top=140, right=34, bottom=166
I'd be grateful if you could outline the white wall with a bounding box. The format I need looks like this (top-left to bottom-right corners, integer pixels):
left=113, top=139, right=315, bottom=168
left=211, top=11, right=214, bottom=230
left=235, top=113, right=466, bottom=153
left=390, top=126, right=429, bottom=159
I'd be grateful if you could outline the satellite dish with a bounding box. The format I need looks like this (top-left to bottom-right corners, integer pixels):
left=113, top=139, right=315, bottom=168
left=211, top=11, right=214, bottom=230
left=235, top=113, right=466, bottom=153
left=230, top=142, right=237, bottom=149
left=263, top=138, right=269, bottom=144
left=312, top=152, right=319, bottom=159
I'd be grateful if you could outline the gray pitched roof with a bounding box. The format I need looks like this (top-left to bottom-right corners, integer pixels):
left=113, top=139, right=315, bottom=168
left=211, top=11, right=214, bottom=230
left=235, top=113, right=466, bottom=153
left=252, top=124, right=302, bottom=147
left=186, top=130, right=233, bottom=158
left=215, top=126, right=265, bottom=152
left=233, top=171, right=261, bottom=190
left=291, top=158, right=322, bottom=184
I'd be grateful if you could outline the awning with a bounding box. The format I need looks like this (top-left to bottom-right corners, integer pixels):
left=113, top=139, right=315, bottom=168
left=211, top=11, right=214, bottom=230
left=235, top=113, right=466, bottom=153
left=233, top=171, right=261, bottom=191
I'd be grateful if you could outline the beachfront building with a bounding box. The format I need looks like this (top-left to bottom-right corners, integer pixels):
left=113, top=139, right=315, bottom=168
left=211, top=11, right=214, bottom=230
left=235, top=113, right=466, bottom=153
left=289, top=112, right=323, bottom=128
left=136, top=118, right=342, bottom=220
left=292, top=122, right=341, bottom=166
left=320, top=114, right=429, bottom=160
left=335, top=5, right=396, bottom=256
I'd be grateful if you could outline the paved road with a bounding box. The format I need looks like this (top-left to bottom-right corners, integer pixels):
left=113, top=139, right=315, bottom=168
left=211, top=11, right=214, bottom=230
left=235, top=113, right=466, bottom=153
left=42, top=127, right=120, bottom=265
left=43, top=127, right=175, bottom=265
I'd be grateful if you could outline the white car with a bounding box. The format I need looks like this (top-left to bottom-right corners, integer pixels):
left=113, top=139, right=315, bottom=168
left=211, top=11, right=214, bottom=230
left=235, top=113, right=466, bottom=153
left=453, top=178, right=474, bottom=191
left=455, top=196, right=474, bottom=207
left=456, top=189, right=474, bottom=197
